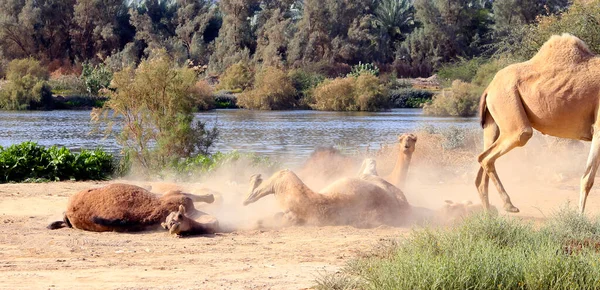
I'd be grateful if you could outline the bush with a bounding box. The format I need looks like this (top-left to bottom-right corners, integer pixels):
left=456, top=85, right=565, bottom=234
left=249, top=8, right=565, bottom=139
left=216, top=62, right=253, bottom=91
left=92, top=51, right=219, bottom=174
left=169, top=150, right=279, bottom=178
left=318, top=208, right=600, bottom=290
left=192, top=80, right=215, bottom=111
left=48, top=74, right=88, bottom=96
left=237, top=66, right=297, bottom=110
left=81, top=62, right=112, bottom=96
left=389, top=88, right=434, bottom=108
left=312, top=75, right=389, bottom=111
left=213, top=90, right=238, bottom=109
left=347, top=62, right=380, bottom=78
left=0, top=58, right=52, bottom=110
left=0, top=142, right=113, bottom=182
left=437, top=57, right=485, bottom=83
left=423, top=80, right=480, bottom=117
left=288, top=69, right=325, bottom=107
left=471, top=57, right=515, bottom=88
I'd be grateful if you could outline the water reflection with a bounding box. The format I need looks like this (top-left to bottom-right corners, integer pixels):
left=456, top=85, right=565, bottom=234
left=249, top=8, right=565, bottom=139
left=0, top=109, right=478, bottom=162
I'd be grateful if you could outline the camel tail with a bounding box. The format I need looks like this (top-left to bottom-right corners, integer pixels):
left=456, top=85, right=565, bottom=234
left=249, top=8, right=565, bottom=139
left=479, top=90, right=488, bottom=128
left=47, top=214, right=72, bottom=230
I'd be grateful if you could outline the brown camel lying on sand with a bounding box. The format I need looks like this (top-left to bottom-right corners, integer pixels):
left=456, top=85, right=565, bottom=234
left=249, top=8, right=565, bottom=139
left=476, top=34, right=600, bottom=213
left=161, top=205, right=219, bottom=236
left=47, top=183, right=215, bottom=232
left=243, top=169, right=411, bottom=227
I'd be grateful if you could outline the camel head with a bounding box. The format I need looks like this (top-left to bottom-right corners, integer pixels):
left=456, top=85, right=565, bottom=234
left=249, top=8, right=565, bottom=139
left=243, top=174, right=267, bottom=206
left=398, top=133, right=417, bottom=154
left=161, top=205, right=191, bottom=235
left=358, top=158, right=378, bottom=176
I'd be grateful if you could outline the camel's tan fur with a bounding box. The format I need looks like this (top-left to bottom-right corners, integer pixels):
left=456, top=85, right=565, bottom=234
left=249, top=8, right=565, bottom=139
left=476, top=34, right=600, bottom=213
left=161, top=205, right=219, bottom=236
left=243, top=169, right=410, bottom=227
left=47, top=183, right=215, bottom=232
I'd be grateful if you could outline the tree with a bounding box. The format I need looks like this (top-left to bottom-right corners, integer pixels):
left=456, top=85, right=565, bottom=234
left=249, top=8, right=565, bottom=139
left=374, top=0, right=416, bottom=61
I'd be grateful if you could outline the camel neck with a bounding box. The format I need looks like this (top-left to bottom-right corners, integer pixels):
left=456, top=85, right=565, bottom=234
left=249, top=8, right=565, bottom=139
left=390, top=152, right=412, bottom=189
left=275, top=172, right=321, bottom=201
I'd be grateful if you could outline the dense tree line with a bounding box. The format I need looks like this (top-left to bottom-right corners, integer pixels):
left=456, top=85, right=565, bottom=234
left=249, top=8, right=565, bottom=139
left=0, top=0, right=573, bottom=78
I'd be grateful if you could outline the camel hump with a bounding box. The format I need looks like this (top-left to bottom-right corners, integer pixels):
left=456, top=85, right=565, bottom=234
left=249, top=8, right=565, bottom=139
left=531, top=34, right=595, bottom=65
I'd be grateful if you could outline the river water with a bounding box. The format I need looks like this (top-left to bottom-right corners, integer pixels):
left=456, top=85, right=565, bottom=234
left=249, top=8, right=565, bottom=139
left=0, top=109, right=478, bottom=162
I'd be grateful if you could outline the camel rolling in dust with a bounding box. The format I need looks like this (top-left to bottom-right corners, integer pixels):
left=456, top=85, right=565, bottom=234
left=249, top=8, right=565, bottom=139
left=476, top=34, right=600, bottom=214
left=48, top=183, right=215, bottom=232
left=242, top=169, right=410, bottom=227
left=161, top=205, right=219, bottom=236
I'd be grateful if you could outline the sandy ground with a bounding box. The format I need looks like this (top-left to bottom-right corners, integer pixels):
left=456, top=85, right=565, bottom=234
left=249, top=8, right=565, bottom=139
left=1, top=172, right=600, bottom=290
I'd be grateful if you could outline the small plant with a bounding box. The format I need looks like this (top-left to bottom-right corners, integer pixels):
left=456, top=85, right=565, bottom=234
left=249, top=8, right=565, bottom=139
left=0, top=142, right=114, bottom=182
left=388, top=88, right=433, bottom=108
left=312, top=75, right=389, bottom=111
left=81, top=63, right=112, bottom=96
left=347, top=62, right=380, bottom=78
left=213, top=90, right=238, bottom=108
left=437, top=57, right=484, bottom=83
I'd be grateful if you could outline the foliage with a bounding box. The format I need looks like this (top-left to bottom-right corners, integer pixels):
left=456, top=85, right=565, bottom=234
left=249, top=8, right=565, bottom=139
left=317, top=207, right=600, bottom=290
left=423, top=80, right=480, bottom=117
left=312, top=74, right=389, bottom=111
left=192, top=80, right=215, bottom=111
left=168, top=150, right=279, bottom=178
left=388, top=88, right=433, bottom=108
left=437, top=57, right=485, bottom=83
left=48, top=74, right=87, bottom=96
left=213, top=90, right=238, bottom=109
left=81, top=63, right=113, bottom=96
left=288, top=69, right=326, bottom=104
left=471, top=57, right=515, bottom=87
left=0, top=58, right=52, bottom=110
left=347, top=62, right=380, bottom=78
left=92, top=52, right=218, bottom=174
left=0, top=142, right=113, bottom=182
left=237, top=66, right=297, bottom=110
left=216, top=62, right=253, bottom=91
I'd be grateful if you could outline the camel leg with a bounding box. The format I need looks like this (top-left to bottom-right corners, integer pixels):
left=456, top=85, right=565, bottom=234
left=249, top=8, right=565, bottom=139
left=579, top=128, right=600, bottom=213
left=478, top=128, right=533, bottom=213
left=475, top=121, right=499, bottom=211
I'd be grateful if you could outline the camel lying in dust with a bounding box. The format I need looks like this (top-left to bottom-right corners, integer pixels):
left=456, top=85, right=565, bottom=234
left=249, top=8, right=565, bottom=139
left=47, top=183, right=215, bottom=232
left=476, top=34, right=600, bottom=213
left=298, top=133, right=417, bottom=190
left=161, top=205, right=219, bottom=236
left=243, top=169, right=411, bottom=227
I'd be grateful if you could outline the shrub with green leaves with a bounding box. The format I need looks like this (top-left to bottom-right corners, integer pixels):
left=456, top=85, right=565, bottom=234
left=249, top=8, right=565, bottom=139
left=347, top=62, right=380, bottom=77
left=389, top=88, right=433, bottom=108
left=423, top=80, right=481, bottom=117
left=169, top=150, right=279, bottom=178
left=288, top=69, right=325, bottom=107
left=0, top=58, right=52, bottom=110
left=237, top=66, right=297, bottom=110
left=49, top=74, right=88, bottom=96
left=312, top=75, right=389, bottom=111
left=81, top=63, right=112, bottom=96
left=437, top=57, right=485, bottom=83
left=0, top=142, right=113, bottom=182
left=318, top=207, right=600, bottom=290
left=216, top=61, right=253, bottom=91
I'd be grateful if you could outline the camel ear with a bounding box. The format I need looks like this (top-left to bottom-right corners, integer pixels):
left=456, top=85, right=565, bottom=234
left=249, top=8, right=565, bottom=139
left=178, top=205, right=186, bottom=215
left=398, top=135, right=405, bottom=142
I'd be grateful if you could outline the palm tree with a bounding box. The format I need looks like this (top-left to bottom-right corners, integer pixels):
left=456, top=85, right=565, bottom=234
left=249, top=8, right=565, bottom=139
left=374, top=0, right=415, bottom=42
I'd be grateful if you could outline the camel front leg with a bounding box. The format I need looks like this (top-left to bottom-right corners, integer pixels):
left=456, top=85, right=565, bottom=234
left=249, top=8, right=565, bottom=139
left=579, top=129, right=600, bottom=213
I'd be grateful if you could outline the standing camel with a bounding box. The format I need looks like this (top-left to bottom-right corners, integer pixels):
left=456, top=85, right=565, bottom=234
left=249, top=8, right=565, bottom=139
left=476, top=34, right=600, bottom=213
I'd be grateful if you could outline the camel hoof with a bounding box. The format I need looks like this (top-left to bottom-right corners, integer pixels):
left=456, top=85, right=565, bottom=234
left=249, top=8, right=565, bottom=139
left=504, top=204, right=520, bottom=213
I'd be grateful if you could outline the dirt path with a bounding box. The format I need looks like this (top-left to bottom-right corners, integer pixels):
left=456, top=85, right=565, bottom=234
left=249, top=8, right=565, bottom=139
left=1, top=177, right=599, bottom=290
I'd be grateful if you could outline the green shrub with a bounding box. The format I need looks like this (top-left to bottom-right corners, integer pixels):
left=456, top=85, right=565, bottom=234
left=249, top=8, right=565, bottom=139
left=81, top=62, right=112, bottom=96
left=93, top=51, right=219, bottom=174
left=0, top=142, right=113, bottom=182
left=169, top=150, right=279, bottom=178
left=471, top=57, right=516, bottom=88
left=0, top=58, right=52, bottom=110
left=192, top=80, right=216, bottom=111
left=347, top=62, right=380, bottom=78
left=213, top=90, right=238, bottom=108
left=312, top=75, right=389, bottom=111
left=237, top=66, right=297, bottom=110
left=216, top=62, right=253, bottom=91
left=423, top=80, right=481, bottom=117
left=437, top=57, right=485, bottom=83
left=53, top=95, right=107, bottom=109
left=319, top=208, right=600, bottom=290
left=288, top=69, right=325, bottom=107
left=389, top=88, right=434, bottom=108
left=48, top=74, right=87, bottom=96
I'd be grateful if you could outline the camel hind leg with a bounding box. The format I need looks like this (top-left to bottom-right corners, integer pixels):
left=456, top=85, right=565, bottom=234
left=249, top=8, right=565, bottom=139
left=477, top=88, right=533, bottom=213
left=475, top=114, right=499, bottom=211
left=579, top=126, right=600, bottom=213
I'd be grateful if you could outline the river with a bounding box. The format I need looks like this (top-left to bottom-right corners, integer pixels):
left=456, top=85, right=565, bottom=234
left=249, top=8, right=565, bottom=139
left=0, top=109, right=478, bottom=162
